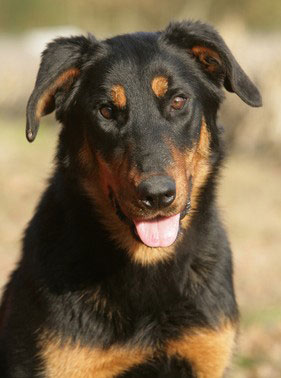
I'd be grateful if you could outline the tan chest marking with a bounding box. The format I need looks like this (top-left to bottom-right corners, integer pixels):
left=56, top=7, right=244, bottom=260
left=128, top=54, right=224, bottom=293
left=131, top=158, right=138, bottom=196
left=40, top=338, right=152, bottom=378
left=166, top=322, right=237, bottom=378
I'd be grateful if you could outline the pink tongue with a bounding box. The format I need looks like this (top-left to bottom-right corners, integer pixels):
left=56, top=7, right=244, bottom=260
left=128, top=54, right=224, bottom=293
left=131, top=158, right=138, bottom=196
left=133, top=214, right=180, bottom=248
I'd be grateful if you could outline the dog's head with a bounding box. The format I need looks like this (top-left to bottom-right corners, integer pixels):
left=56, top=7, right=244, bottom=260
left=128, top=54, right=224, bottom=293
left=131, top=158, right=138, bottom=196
left=26, top=21, right=261, bottom=264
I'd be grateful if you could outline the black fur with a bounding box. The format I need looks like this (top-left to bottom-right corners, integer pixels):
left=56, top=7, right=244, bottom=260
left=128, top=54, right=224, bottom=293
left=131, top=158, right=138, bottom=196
left=0, top=21, right=261, bottom=377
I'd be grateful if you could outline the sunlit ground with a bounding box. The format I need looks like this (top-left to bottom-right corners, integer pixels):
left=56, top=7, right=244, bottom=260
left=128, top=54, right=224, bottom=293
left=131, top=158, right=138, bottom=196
left=0, top=118, right=281, bottom=377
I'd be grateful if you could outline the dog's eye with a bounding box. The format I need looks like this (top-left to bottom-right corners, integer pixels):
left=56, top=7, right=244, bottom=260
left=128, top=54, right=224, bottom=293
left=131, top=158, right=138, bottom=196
left=171, top=96, right=187, bottom=111
left=99, top=106, right=113, bottom=120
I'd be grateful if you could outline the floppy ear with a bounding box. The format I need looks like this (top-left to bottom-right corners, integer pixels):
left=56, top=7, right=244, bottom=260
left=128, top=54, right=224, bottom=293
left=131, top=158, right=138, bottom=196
left=26, top=35, right=97, bottom=142
left=161, top=21, right=262, bottom=107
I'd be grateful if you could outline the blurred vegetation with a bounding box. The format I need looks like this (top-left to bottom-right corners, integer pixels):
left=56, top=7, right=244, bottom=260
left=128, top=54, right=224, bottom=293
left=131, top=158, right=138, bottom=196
left=0, top=0, right=281, bottom=34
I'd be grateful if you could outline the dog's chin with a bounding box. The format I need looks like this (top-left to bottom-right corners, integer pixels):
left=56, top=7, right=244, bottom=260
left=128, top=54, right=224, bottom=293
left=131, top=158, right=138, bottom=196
left=113, top=197, right=191, bottom=248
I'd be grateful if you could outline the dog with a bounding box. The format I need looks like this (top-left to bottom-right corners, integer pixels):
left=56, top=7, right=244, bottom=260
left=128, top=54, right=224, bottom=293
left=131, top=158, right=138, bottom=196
left=0, top=20, right=261, bottom=377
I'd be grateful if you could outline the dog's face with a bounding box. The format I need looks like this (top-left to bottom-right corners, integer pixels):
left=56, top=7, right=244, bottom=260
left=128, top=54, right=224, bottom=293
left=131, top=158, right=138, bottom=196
left=26, top=21, right=261, bottom=263
left=78, top=34, right=214, bottom=249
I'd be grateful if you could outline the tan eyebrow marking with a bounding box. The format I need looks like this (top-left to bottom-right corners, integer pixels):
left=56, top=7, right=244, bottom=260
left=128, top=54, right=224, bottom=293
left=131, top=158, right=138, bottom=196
left=111, top=85, right=127, bottom=108
left=151, top=76, right=168, bottom=97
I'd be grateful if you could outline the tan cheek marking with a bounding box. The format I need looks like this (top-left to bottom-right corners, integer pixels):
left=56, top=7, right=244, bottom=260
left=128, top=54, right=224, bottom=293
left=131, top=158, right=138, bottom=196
left=166, top=322, right=237, bottom=378
left=111, top=85, right=127, bottom=108
left=86, top=184, right=180, bottom=266
left=151, top=76, right=168, bottom=97
left=166, top=120, right=211, bottom=231
left=35, top=68, right=80, bottom=120
left=82, top=172, right=180, bottom=266
left=171, top=119, right=210, bottom=231
left=39, top=336, right=152, bottom=378
left=79, top=149, right=178, bottom=266
left=190, top=119, right=211, bottom=208
left=182, top=119, right=211, bottom=228
left=166, top=143, right=190, bottom=213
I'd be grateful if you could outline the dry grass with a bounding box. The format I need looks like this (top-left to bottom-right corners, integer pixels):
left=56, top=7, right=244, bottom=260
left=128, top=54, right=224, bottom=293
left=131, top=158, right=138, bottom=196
left=219, top=152, right=281, bottom=377
left=0, top=118, right=57, bottom=288
left=0, top=118, right=280, bottom=377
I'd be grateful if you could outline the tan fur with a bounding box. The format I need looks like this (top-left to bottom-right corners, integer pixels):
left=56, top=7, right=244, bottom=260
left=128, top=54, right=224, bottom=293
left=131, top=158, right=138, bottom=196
left=151, top=76, right=168, bottom=97
left=169, top=119, right=211, bottom=230
left=82, top=175, right=181, bottom=266
left=189, top=119, right=211, bottom=209
left=39, top=322, right=235, bottom=377
left=166, top=321, right=237, bottom=378
left=166, top=141, right=191, bottom=216
left=39, top=336, right=152, bottom=378
left=191, top=46, right=221, bottom=73
left=35, top=68, right=80, bottom=120
left=111, top=85, right=127, bottom=108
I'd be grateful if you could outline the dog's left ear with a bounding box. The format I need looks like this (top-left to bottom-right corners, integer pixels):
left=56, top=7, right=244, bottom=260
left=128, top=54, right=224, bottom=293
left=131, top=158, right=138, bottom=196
left=161, top=21, right=262, bottom=107
left=26, top=34, right=98, bottom=142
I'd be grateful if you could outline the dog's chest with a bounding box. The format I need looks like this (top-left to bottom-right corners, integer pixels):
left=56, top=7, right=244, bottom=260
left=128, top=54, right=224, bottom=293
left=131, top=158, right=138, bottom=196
left=39, top=321, right=236, bottom=378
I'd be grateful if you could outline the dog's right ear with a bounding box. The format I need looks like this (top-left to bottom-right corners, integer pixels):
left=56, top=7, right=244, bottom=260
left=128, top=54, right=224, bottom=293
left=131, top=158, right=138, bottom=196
left=161, top=21, right=262, bottom=108
left=26, top=35, right=97, bottom=142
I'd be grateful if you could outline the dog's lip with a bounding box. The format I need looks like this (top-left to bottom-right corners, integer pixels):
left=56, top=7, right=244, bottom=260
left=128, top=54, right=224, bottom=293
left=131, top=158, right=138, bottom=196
left=112, top=194, right=191, bottom=243
left=180, top=200, right=191, bottom=220
left=113, top=197, right=193, bottom=247
left=130, top=201, right=191, bottom=223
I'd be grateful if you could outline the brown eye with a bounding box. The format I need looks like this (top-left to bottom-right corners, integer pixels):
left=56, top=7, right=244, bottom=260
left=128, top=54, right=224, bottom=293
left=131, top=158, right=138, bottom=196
left=171, top=96, right=187, bottom=111
left=99, top=106, right=113, bottom=120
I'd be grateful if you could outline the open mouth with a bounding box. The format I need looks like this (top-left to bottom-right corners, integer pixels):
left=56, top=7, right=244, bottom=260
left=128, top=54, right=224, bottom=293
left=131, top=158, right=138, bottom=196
left=112, top=193, right=191, bottom=248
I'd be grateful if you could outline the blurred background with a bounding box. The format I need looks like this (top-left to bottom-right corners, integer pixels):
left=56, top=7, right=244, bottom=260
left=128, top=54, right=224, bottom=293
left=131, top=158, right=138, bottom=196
left=0, top=0, right=280, bottom=376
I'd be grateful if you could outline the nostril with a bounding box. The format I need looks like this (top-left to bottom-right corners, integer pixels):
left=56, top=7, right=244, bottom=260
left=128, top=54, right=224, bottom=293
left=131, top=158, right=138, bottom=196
left=165, top=190, right=175, bottom=198
left=162, top=191, right=176, bottom=206
left=142, top=196, right=154, bottom=208
left=163, top=191, right=175, bottom=202
left=137, top=176, right=176, bottom=210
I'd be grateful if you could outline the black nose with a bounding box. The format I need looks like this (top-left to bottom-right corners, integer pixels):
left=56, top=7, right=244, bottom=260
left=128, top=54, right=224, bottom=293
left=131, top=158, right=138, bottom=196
left=137, top=176, right=176, bottom=210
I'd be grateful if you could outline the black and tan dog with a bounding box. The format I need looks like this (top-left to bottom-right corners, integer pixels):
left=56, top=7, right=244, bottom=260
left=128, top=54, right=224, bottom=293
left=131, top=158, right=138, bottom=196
left=0, top=21, right=261, bottom=377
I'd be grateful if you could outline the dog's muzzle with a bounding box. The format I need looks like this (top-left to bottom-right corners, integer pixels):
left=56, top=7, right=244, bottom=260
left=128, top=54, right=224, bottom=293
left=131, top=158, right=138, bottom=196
left=110, top=177, right=192, bottom=248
